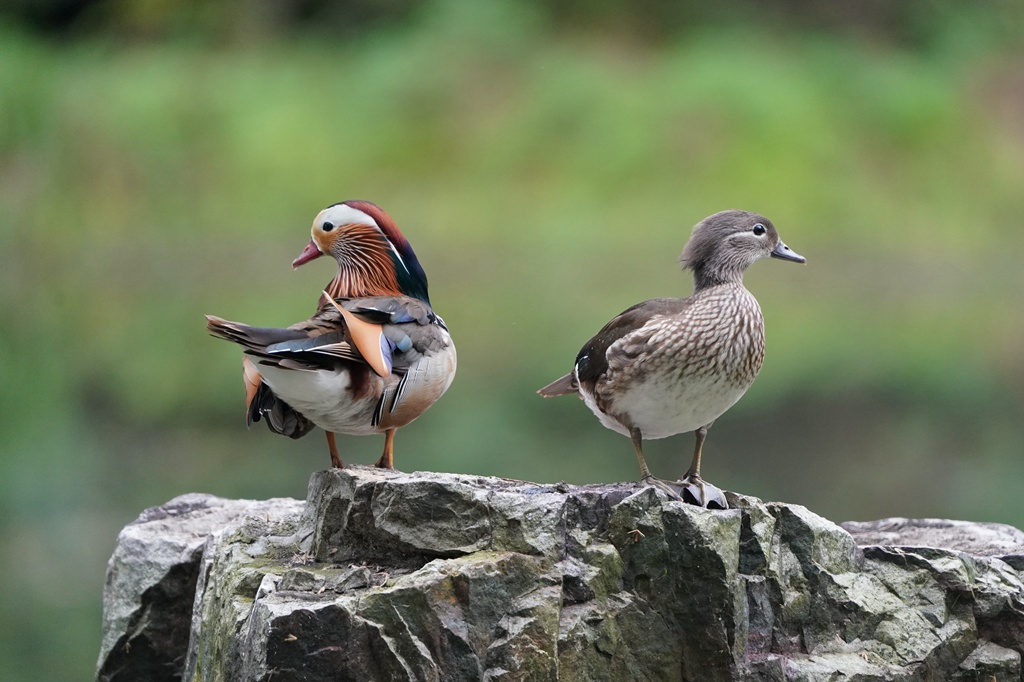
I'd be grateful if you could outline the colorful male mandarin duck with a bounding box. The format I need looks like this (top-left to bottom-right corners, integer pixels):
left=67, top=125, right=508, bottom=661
left=538, top=210, right=804, bottom=508
left=206, top=201, right=456, bottom=469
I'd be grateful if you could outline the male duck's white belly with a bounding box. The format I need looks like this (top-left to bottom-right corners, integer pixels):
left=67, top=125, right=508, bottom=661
left=251, top=339, right=457, bottom=436
left=255, top=362, right=382, bottom=435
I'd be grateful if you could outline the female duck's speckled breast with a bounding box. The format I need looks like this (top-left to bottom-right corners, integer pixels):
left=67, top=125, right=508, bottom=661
left=601, top=284, right=765, bottom=438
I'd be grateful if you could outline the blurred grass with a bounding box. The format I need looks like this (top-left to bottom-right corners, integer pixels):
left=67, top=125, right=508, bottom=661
left=1, top=1, right=1024, bottom=679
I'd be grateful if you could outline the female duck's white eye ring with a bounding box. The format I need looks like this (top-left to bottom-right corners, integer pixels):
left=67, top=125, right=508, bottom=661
left=752, top=223, right=766, bottom=236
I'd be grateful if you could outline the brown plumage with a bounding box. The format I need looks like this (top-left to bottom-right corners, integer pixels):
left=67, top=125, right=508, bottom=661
left=539, top=209, right=804, bottom=508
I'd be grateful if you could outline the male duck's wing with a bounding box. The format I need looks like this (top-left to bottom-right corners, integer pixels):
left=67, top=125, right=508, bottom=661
left=323, top=294, right=451, bottom=370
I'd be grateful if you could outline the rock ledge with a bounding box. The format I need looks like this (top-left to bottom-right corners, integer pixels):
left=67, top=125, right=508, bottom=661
left=97, top=468, right=1024, bottom=681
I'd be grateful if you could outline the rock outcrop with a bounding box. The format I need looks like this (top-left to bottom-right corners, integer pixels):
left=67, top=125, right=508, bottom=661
left=97, top=468, right=1024, bottom=681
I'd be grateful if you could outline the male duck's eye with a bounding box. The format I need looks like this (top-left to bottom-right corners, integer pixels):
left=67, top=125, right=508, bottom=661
left=752, top=223, right=766, bottom=236
left=322, top=221, right=335, bottom=232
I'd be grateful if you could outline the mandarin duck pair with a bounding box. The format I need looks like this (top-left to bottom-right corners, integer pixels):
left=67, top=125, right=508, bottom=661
left=208, top=203, right=803, bottom=508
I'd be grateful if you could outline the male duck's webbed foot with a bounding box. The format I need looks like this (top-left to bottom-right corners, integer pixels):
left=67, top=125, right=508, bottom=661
left=326, top=432, right=344, bottom=469
left=374, top=428, right=396, bottom=469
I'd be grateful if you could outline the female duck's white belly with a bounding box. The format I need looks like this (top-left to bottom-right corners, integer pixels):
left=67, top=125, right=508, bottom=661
left=591, top=374, right=750, bottom=439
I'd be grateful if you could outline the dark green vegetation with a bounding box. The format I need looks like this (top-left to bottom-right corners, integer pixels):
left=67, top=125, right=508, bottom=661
left=1, top=1, right=1023, bottom=679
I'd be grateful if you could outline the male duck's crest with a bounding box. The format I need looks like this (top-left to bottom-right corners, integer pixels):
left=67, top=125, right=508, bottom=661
left=293, top=200, right=431, bottom=305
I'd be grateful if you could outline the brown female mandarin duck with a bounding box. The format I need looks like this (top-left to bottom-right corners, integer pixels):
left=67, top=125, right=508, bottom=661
left=538, top=210, right=804, bottom=509
left=206, top=201, right=456, bottom=469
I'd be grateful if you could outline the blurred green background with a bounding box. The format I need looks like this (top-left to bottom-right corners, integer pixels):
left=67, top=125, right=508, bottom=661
left=2, top=0, right=1023, bottom=679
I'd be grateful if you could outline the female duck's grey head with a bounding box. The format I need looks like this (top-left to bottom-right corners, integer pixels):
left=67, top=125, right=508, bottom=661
left=680, top=209, right=804, bottom=289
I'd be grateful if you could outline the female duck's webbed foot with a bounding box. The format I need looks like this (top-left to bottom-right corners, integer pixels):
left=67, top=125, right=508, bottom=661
left=631, top=425, right=726, bottom=507
left=674, top=474, right=729, bottom=509
left=674, top=425, right=728, bottom=509
left=630, top=427, right=683, bottom=500
left=640, top=474, right=685, bottom=501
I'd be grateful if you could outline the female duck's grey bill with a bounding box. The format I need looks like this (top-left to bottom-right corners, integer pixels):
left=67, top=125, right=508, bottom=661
left=770, top=240, right=806, bottom=263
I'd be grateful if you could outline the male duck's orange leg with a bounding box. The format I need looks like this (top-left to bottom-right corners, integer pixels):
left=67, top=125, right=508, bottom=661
left=374, top=429, right=396, bottom=469
left=326, top=432, right=344, bottom=469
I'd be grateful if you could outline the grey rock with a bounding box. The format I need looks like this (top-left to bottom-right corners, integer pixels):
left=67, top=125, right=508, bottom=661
left=97, top=493, right=305, bottom=682
left=98, top=471, right=1024, bottom=681
left=842, top=517, right=1024, bottom=561
left=953, top=640, right=1021, bottom=680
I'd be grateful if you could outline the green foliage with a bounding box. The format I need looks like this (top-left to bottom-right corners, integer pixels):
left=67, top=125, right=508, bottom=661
left=1, top=1, right=1023, bottom=679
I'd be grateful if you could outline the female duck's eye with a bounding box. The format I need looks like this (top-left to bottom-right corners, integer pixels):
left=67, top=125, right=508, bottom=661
left=322, top=221, right=335, bottom=232
left=752, top=223, right=766, bottom=236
